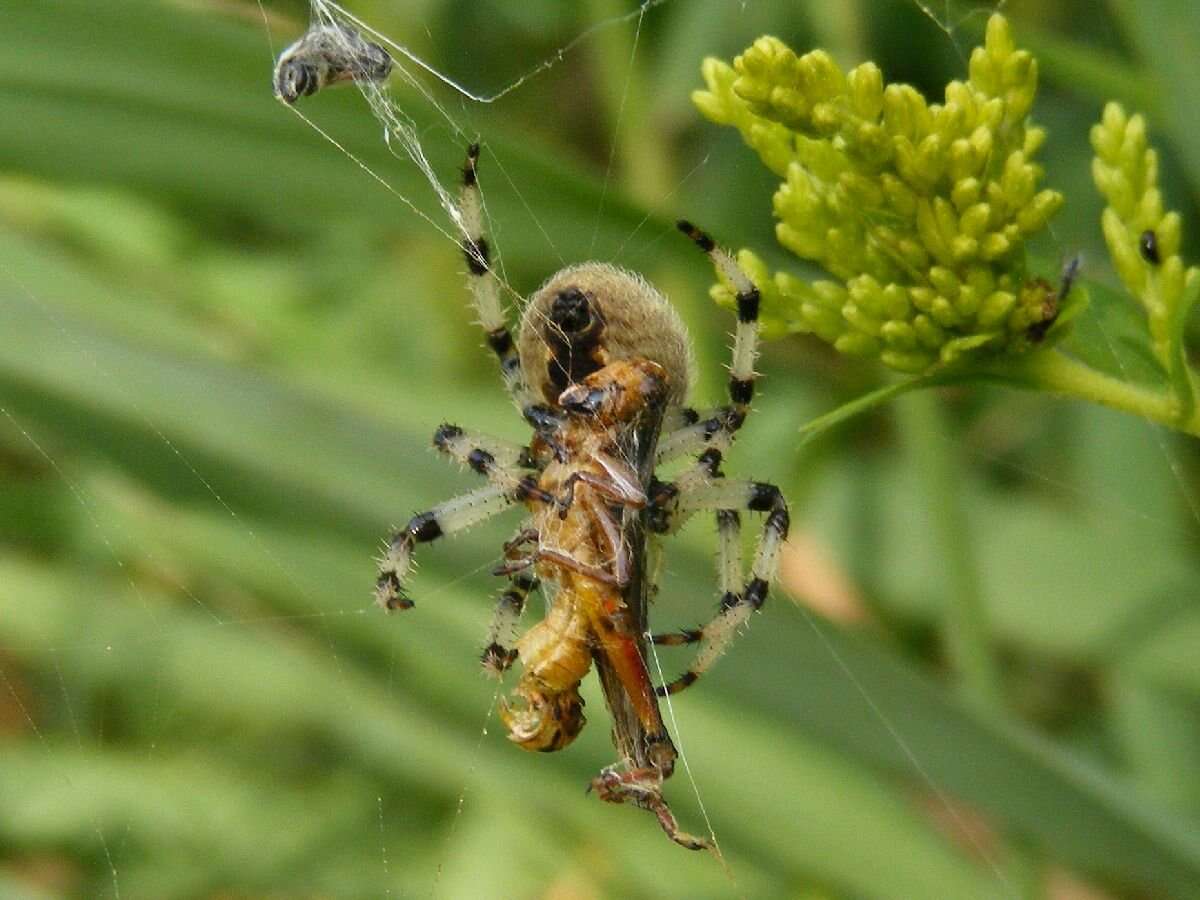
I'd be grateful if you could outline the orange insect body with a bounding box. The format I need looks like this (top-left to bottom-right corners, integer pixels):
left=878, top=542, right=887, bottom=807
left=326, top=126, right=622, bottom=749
left=500, top=359, right=668, bottom=756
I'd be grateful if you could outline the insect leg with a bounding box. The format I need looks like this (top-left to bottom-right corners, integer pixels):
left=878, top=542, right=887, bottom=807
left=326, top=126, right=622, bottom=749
left=536, top=548, right=624, bottom=587
left=556, top=462, right=646, bottom=519
left=590, top=766, right=712, bottom=851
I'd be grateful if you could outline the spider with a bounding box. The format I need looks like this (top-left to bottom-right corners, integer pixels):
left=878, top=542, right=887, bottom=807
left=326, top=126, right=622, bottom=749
left=269, top=14, right=788, bottom=847
left=373, top=145, right=790, bottom=850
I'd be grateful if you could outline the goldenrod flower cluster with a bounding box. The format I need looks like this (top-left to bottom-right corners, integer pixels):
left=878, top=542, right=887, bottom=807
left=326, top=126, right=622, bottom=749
left=1091, top=102, right=1199, bottom=413
left=694, top=14, right=1070, bottom=372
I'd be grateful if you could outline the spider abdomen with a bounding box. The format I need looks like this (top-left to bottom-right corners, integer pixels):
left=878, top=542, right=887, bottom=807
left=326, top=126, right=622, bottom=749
left=518, top=264, right=694, bottom=409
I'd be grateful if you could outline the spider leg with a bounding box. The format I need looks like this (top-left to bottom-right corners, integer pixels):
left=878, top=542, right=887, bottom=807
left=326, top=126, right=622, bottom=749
left=432, top=423, right=537, bottom=486
left=458, top=144, right=531, bottom=405
left=644, top=533, right=665, bottom=603
left=658, top=221, right=763, bottom=464
left=375, top=481, right=543, bottom=610
left=480, top=576, right=538, bottom=677
left=480, top=522, right=541, bottom=676
left=650, top=507, right=741, bottom=648
left=647, top=447, right=735, bottom=645
left=655, top=406, right=736, bottom=464
left=648, top=478, right=789, bottom=695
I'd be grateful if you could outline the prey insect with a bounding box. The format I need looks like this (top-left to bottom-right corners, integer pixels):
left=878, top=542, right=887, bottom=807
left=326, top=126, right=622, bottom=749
left=273, top=21, right=392, bottom=104
left=372, top=147, right=790, bottom=849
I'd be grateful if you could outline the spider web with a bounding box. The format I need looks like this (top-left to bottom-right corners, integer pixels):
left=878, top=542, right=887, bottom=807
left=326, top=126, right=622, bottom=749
left=2, top=0, right=1199, bottom=897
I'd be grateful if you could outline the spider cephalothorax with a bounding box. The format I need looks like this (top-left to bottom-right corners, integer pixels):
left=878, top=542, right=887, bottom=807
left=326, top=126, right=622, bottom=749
left=373, top=145, right=789, bottom=850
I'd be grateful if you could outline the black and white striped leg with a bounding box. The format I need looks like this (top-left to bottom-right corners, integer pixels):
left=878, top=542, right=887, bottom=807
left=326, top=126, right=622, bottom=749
left=645, top=445, right=725, bottom=536
left=651, top=507, right=741, bottom=657
left=652, top=480, right=788, bottom=696
left=644, top=534, right=665, bottom=603
left=656, top=406, right=738, bottom=465
left=662, top=221, right=762, bottom=464
left=375, top=482, right=522, bottom=611
left=432, top=423, right=536, bottom=487
left=677, top=221, right=761, bottom=418
left=480, top=556, right=538, bottom=678
left=458, top=144, right=529, bottom=404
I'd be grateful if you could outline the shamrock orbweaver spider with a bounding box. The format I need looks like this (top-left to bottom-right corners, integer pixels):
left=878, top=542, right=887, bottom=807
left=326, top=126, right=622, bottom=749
left=269, top=13, right=789, bottom=852
left=373, top=145, right=790, bottom=850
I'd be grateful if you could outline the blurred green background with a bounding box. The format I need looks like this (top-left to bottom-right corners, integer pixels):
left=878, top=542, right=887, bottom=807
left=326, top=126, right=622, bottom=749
left=2, top=1, right=1199, bottom=897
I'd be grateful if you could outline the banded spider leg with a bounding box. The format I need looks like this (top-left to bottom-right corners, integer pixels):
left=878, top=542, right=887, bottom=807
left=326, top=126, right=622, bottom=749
left=646, top=222, right=790, bottom=694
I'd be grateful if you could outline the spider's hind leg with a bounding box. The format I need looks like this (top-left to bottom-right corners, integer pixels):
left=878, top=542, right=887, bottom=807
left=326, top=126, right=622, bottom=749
left=480, top=571, right=538, bottom=677
left=649, top=477, right=789, bottom=696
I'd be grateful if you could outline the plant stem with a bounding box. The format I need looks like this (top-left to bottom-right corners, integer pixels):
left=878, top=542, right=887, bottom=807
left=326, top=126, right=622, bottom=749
left=798, top=349, right=1200, bottom=455
left=799, top=374, right=943, bottom=446
left=901, top=391, right=1006, bottom=713
left=984, top=350, right=1200, bottom=437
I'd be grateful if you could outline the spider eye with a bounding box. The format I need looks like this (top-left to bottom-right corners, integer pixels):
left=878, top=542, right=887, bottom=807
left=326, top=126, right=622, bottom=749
left=550, top=287, right=593, bottom=334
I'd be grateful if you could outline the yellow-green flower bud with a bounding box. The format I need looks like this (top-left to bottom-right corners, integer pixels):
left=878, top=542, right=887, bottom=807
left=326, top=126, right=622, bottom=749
left=691, top=13, right=1071, bottom=374
left=978, top=290, right=1017, bottom=329
left=1091, top=101, right=1200, bottom=408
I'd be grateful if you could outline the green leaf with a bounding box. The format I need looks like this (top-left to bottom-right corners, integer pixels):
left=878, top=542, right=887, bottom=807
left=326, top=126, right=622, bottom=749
left=1109, top=674, right=1200, bottom=817
left=1060, top=279, right=1167, bottom=385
